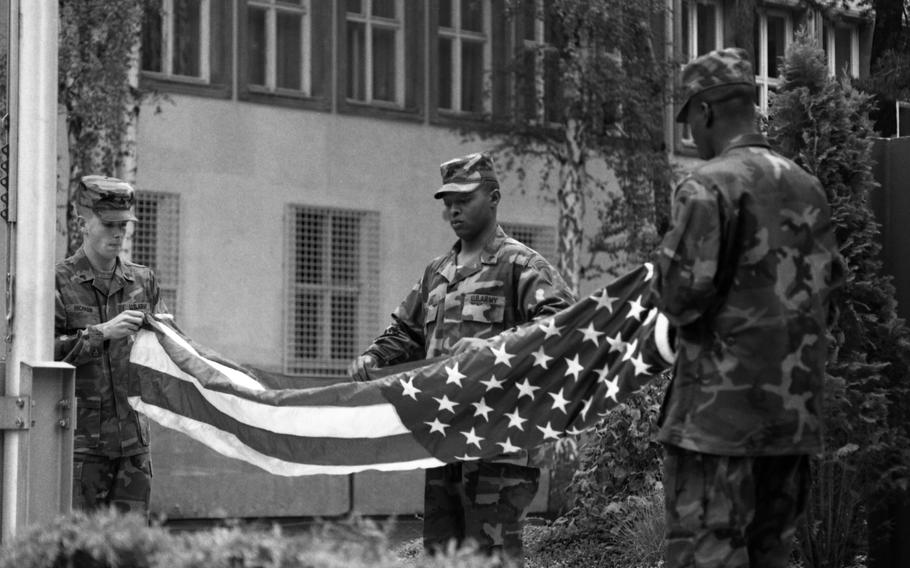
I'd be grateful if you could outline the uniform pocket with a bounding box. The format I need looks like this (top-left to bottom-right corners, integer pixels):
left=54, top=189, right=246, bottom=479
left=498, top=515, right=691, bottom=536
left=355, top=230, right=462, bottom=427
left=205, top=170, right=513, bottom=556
left=75, top=399, right=102, bottom=448
left=423, top=303, right=439, bottom=334
left=137, top=413, right=150, bottom=446
left=66, top=305, right=100, bottom=329
left=461, top=294, right=505, bottom=324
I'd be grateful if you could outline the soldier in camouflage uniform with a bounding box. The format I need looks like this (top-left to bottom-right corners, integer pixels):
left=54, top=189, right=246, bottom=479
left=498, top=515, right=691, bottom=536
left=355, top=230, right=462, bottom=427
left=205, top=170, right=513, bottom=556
left=349, top=152, right=575, bottom=562
left=651, top=48, right=844, bottom=568
left=55, top=176, right=168, bottom=517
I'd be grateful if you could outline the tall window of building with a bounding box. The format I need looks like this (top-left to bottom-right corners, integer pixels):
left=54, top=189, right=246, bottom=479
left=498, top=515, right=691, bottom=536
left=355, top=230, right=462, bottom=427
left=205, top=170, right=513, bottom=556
left=437, top=0, right=491, bottom=114
left=346, top=0, right=405, bottom=106
left=679, top=0, right=722, bottom=146
left=823, top=22, right=859, bottom=78
left=501, top=221, right=557, bottom=266
left=754, top=10, right=791, bottom=113
left=133, top=192, right=181, bottom=316
left=680, top=0, right=722, bottom=59
left=246, top=0, right=311, bottom=94
left=517, top=0, right=561, bottom=123
left=286, top=206, right=380, bottom=377
left=142, top=0, right=211, bottom=81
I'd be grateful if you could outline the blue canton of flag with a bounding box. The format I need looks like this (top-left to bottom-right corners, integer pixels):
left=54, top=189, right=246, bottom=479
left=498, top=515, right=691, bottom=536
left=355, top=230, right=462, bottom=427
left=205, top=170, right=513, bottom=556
left=377, top=262, right=675, bottom=464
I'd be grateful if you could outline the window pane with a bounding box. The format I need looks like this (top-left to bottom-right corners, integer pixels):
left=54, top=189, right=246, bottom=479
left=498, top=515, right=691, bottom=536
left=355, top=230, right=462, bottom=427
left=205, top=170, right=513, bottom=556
left=372, top=0, right=396, bottom=18
left=295, top=210, right=324, bottom=284
left=133, top=200, right=159, bottom=270
left=372, top=27, right=396, bottom=102
left=347, top=0, right=363, bottom=14
left=330, top=294, right=356, bottom=359
left=681, top=0, right=690, bottom=58
left=438, top=37, right=453, bottom=109
left=460, top=0, right=483, bottom=32
left=519, top=50, right=536, bottom=120
left=276, top=11, right=302, bottom=89
left=822, top=25, right=830, bottom=58
left=277, top=0, right=304, bottom=5
left=142, top=1, right=163, bottom=72
left=462, top=40, right=484, bottom=112
left=330, top=215, right=359, bottom=285
left=439, top=0, right=452, bottom=27
left=346, top=21, right=366, bottom=100
left=522, top=1, right=536, bottom=41
left=543, top=50, right=561, bottom=122
left=292, top=290, right=321, bottom=359
left=834, top=27, right=852, bottom=76
left=134, top=192, right=180, bottom=317
left=248, top=7, right=267, bottom=86
left=172, top=0, right=202, bottom=76
left=696, top=3, right=716, bottom=56
left=767, top=15, right=786, bottom=79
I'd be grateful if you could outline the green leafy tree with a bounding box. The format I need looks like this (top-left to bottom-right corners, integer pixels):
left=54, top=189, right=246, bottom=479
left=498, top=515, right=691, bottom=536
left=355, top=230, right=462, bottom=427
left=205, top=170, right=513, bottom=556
left=477, top=0, right=675, bottom=293
left=768, top=31, right=910, bottom=567
left=58, top=0, right=155, bottom=257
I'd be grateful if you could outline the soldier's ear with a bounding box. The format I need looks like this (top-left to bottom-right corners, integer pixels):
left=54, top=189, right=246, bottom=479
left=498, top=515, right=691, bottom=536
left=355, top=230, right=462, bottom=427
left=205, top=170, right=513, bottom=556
left=701, top=101, right=714, bottom=128
left=488, top=187, right=501, bottom=207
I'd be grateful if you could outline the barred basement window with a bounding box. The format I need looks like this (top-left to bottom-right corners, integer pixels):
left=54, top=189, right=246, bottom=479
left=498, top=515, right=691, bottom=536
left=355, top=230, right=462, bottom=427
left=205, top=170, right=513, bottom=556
left=133, top=191, right=181, bottom=317
left=286, top=205, right=380, bottom=377
left=501, top=222, right=557, bottom=266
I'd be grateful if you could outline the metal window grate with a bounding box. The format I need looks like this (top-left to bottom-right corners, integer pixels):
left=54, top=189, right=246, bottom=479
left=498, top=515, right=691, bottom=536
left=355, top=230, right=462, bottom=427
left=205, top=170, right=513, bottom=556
left=133, top=191, right=181, bottom=316
left=501, top=221, right=557, bottom=266
left=285, top=205, right=380, bottom=377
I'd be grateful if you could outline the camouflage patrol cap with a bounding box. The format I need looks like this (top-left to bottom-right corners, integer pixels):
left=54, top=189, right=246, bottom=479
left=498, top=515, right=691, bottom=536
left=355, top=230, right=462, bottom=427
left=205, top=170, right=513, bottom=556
left=434, top=152, right=499, bottom=198
left=77, top=175, right=138, bottom=222
left=676, top=47, right=756, bottom=123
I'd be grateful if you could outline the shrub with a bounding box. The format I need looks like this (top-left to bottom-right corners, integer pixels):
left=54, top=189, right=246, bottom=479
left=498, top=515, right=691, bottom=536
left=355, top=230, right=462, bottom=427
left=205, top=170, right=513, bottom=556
left=565, top=373, right=668, bottom=526
left=768, top=30, right=910, bottom=568
left=0, top=509, right=521, bottom=568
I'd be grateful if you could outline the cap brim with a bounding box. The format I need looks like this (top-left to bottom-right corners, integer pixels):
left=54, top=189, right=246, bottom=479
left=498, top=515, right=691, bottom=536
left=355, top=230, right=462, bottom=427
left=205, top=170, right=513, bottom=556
left=96, top=209, right=138, bottom=222
left=434, top=182, right=482, bottom=199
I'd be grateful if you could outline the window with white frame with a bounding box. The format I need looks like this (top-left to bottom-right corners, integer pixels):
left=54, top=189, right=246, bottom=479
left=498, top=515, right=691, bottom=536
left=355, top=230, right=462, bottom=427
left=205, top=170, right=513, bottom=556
left=501, top=222, right=557, bottom=266
left=438, top=0, right=491, bottom=114
left=680, top=0, right=723, bottom=60
left=823, top=22, right=859, bottom=78
left=517, top=0, right=561, bottom=123
left=246, top=0, right=312, bottom=93
left=133, top=192, right=181, bottom=316
left=679, top=0, right=724, bottom=146
left=346, top=0, right=405, bottom=106
left=142, top=0, right=211, bottom=81
left=285, top=205, right=380, bottom=377
left=754, top=10, right=791, bottom=113
left=897, top=101, right=910, bottom=137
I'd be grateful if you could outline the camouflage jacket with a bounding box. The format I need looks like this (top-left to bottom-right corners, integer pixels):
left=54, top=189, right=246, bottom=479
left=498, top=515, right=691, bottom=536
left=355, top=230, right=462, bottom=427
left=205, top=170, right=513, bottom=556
left=364, top=226, right=576, bottom=363
left=55, top=248, right=167, bottom=457
left=651, top=133, right=844, bottom=456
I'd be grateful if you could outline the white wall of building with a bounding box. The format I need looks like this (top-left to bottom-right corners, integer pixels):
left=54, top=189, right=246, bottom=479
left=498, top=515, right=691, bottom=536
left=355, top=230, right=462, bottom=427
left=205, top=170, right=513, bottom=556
left=136, top=94, right=565, bottom=372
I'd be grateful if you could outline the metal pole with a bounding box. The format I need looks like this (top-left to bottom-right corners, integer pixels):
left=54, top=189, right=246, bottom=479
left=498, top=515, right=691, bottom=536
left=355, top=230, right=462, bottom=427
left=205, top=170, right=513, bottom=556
left=1, top=0, right=58, bottom=541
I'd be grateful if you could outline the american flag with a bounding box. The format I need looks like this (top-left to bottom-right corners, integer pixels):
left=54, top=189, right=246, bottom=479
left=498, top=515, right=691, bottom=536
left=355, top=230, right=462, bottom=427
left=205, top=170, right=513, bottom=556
left=128, top=263, right=674, bottom=476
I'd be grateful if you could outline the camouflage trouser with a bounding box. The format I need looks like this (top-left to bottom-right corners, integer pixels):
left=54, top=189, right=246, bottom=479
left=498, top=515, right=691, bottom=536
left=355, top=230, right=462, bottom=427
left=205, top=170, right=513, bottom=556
left=663, top=446, right=809, bottom=568
left=73, top=453, right=152, bottom=518
left=423, top=460, right=540, bottom=561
